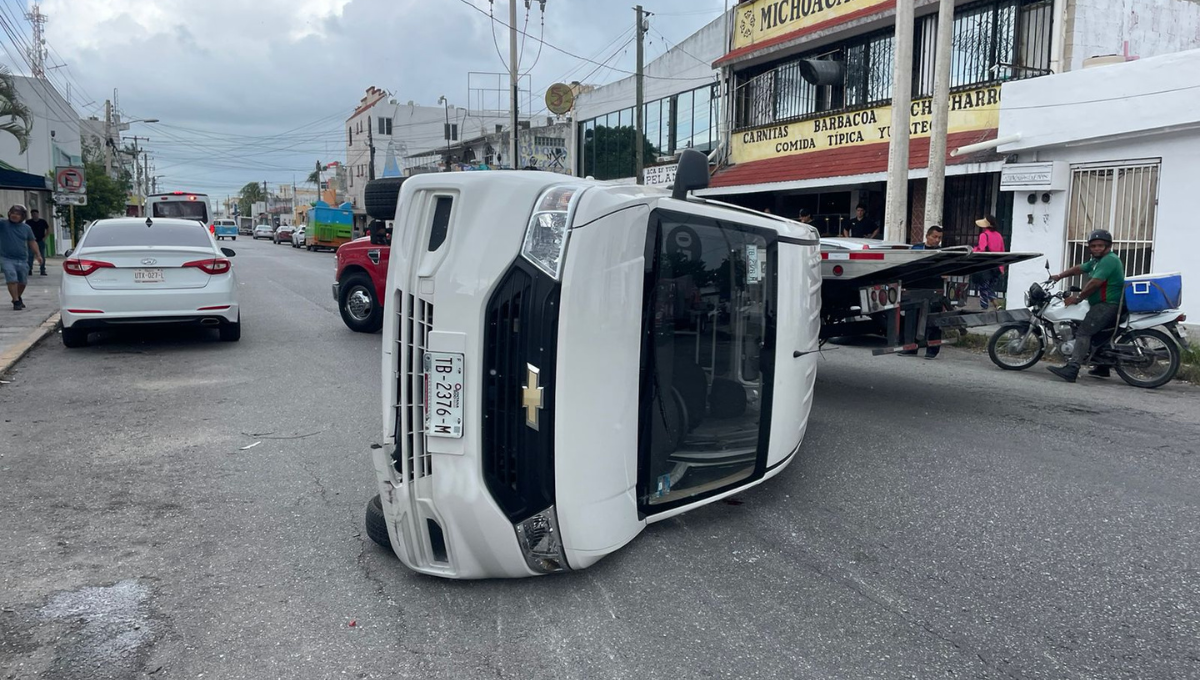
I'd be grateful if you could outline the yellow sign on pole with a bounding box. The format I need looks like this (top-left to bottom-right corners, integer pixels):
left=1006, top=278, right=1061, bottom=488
left=545, top=83, right=575, bottom=115
left=732, top=85, right=1003, bottom=165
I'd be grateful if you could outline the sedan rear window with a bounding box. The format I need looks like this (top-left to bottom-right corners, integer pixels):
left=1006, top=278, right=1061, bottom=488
left=82, top=222, right=213, bottom=248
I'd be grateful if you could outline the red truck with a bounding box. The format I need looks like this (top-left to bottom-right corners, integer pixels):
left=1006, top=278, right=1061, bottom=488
left=333, top=177, right=405, bottom=332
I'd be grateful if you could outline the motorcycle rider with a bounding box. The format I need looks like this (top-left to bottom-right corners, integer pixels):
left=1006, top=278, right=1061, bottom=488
left=1047, top=229, right=1125, bottom=382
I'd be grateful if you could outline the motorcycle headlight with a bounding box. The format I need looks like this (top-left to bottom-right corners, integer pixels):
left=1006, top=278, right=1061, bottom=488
left=521, top=185, right=584, bottom=280
left=514, top=505, right=570, bottom=574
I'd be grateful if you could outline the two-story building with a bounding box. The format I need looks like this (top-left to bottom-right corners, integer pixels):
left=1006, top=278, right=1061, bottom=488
left=703, top=0, right=1200, bottom=249
left=574, top=11, right=728, bottom=185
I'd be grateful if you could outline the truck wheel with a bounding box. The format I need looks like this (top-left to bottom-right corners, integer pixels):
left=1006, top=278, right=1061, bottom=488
left=365, top=495, right=393, bottom=550
left=339, top=273, right=383, bottom=333
left=364, top=177, right=407, bottom=221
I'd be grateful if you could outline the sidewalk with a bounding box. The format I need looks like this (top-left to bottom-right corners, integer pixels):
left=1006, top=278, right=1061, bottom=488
left=0, top=257, right=62, bottom=376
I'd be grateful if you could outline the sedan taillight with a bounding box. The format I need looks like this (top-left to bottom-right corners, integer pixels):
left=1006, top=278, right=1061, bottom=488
left=183, top=258, right=232, bottom=275
left=63, top=259, right=115, bottom=276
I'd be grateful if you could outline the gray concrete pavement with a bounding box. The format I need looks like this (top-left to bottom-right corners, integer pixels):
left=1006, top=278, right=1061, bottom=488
left=0, top=257, right=62, bottom=377
left=1, top=237, right=1197, bottom=679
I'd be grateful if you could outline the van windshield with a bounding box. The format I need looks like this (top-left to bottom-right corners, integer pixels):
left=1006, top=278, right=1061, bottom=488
left=637, top=210, right=777, bottom=511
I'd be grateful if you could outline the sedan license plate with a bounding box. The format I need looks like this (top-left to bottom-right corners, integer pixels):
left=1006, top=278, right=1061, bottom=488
left=424, top=352, right=464, bottom=438
left=134, top=268, right=164, bottom=284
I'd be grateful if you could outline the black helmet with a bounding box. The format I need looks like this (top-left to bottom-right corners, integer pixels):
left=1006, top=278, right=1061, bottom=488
left=1087, top=229, right=1113, bottom=244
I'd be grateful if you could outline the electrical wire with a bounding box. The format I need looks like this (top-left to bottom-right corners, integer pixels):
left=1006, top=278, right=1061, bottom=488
left=456, top=0, right=714, bottom=82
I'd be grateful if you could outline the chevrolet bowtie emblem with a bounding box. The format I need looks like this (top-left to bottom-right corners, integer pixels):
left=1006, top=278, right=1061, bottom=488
left=521, top=364, right=544, bottom=431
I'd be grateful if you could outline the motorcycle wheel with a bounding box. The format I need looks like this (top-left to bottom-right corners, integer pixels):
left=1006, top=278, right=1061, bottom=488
left=987, top=323, right=1044, bottom=370
left=1114, top=328, right=1180, bottom=389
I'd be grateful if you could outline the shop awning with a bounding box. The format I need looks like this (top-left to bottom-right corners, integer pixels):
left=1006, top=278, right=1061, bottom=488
left=0, top=167, right=51, bottom=191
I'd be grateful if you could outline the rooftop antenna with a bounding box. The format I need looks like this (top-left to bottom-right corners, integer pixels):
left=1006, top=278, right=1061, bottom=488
left=26, top=4, right=48, bottom=79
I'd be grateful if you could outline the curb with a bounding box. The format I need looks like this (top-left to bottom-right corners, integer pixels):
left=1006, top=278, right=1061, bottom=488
left=0, top=312, right=60, bottom=377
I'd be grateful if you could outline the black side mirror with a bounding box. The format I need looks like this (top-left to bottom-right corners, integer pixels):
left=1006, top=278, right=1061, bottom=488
left=221, top=248, right=236, bottom=257
left=671, top=148, right=711, bottom=201
left=64, top=248, right=73, bottom=257
left=1044, top=259, right=1051, bottom=272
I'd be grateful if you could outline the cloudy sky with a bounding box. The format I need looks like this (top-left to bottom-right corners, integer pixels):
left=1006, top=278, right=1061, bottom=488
left=4, top=0, right=727, bottom=202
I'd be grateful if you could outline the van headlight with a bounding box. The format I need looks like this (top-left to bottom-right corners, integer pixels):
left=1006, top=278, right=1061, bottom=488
left=514, top=505, right=570, bottom=574
left=520, top=185, right=584, bottom=280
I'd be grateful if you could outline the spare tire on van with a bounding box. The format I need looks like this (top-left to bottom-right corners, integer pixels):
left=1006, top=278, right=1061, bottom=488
left=364, top=177, right=407, bottom=221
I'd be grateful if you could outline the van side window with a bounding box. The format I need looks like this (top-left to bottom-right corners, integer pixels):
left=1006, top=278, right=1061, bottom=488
left=428, top=196, right=453, bottom=251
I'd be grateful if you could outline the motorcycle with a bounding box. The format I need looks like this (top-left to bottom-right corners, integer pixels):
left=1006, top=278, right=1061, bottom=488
left=988, top=264, right=1189, bottom=388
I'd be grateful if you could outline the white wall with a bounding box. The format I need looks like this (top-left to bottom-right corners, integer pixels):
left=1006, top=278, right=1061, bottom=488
left=1005, top=129, right=1200, bottom=322
left=0, top=77, right=81, bottom=178
left=1066, top=0, right=1200, bottom=70
left=574, top=11, right=726, bottom=122
left=1000, top=48, right=1200, bottom=320
left=999, top=48, right=1200, bottom=152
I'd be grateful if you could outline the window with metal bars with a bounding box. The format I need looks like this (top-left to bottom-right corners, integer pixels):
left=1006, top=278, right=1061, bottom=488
left=1065, top=163, right=1160, bottom=280
left=732, top=0, right=1053, bottom=132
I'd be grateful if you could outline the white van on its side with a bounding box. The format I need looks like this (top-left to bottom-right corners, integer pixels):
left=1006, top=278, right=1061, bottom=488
left=368, top=150, right=822, bottom=579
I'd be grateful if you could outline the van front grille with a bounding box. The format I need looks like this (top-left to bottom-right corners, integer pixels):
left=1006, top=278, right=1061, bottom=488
left=393, top=292, right=434, bottom=483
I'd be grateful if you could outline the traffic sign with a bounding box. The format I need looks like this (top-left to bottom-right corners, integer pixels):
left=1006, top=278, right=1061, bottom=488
left=55, top=166, right=86, bottom=195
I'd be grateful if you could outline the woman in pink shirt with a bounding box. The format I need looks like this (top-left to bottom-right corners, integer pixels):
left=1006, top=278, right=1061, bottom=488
left=973, top=214, right=1006, bottom=309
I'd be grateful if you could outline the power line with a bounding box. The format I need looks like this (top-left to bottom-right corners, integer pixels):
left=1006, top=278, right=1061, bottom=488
left=454, top=0, right=713, bottom=82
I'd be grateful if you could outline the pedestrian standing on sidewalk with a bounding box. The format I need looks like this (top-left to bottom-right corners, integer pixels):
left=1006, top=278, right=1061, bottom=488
left=26, top=208, right=49, bottom=276
left=1, top=204, right=42, bottom=310
left=972, top=214, right=1006, bottom=309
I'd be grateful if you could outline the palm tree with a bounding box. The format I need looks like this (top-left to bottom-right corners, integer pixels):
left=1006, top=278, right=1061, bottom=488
left=0, top=66, right=32, bottom=153
left=306, top=169, right=320, bottom=186
left=238, top=181, right=266, bottom=218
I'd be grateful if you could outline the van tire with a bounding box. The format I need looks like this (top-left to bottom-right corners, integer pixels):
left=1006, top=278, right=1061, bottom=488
left=339, top=273, right=383, bottom=333
left=365, top=177, right=406, bottom=221
left=365, top=495, right=392, bottom=550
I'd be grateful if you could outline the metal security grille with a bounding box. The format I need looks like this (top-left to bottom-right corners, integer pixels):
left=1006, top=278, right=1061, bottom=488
left=1065, top=162, right=1160, bottom=278
left=393, top=293, right=434, bottom=482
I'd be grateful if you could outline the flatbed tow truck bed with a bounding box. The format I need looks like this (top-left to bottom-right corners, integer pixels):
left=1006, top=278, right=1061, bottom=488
left=817, top=240, right=1043, bottom=354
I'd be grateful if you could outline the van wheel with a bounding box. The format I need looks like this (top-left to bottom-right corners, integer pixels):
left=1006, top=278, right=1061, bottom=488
left=365, top=495, right=392, bottom=550
left=339, top=273, right=382, bottom=333
left=61, top=326, right=88, bottom=348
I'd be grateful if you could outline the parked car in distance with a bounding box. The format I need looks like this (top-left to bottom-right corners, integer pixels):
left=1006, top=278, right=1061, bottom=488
left=212, top=218, right=238, bottom=240
left=291, top=225, right=306, bottom=248
left=59, top=217, right=241, bottom=347
left=273, top=224, right=295, bottom=244
left=252, top=224, right=274, bottom=240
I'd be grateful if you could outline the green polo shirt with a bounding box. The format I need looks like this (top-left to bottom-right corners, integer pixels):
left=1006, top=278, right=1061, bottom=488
left=1080, top=252, right=1124, bottom=305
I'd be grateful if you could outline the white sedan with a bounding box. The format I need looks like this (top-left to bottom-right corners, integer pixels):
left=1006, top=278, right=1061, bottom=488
left=291, top=225, right=306, bottom=248
left=59, top=217, right=241, bottom=348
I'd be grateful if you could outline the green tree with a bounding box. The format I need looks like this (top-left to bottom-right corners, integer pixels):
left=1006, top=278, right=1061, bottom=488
left=0, top=66, right=31, bottom=153
left=238, top=181, right=265, bottom=218
left=68, top=140, right=132, bottom=224
left=306, top=169, right=320, bottom=186
left=581, top=125, right=660, bottom=181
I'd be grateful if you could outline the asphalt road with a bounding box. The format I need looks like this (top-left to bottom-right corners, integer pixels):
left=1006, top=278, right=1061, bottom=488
left=1, top=237, right=1197, bottom=679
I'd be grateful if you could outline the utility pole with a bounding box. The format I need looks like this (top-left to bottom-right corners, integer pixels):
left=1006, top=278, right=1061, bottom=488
left=883, top=0, right=915, bottom=243
left=128, top=136, right=150, bottom=214
left=26, top=4, right=47, bottom=79
left=143, top=151, right=150, bottom=199
left=104, top=100, right=114, bottom=176
left=635, top=5, right=646, bottom=185
left=924, top=0, right=955, bottom=230
left=509, top=0, right=520, bottom=169
left=367, top=116, right=376, bottom=181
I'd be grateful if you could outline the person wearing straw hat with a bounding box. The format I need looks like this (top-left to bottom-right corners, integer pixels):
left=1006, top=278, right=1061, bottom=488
left=972, top=214, right=1006, bottom=309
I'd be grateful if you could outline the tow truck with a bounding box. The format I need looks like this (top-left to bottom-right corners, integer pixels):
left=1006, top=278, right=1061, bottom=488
left=818, top=237, right=1041, bottom=354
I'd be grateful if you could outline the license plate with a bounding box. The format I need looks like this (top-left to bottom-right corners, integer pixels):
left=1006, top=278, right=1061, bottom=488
left=134, top=268, right=164, bottom=284
left=424, top=351, right=464, bottom=439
